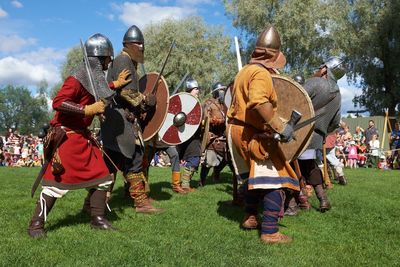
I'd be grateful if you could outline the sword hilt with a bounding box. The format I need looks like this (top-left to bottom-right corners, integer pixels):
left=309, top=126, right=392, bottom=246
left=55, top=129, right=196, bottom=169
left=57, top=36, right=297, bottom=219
left=274, top=110, right=302, bottom=141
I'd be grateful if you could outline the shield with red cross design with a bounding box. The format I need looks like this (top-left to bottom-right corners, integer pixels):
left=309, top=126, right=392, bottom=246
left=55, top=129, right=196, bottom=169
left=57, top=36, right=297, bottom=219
left=159, top=92, right=203, bottom=145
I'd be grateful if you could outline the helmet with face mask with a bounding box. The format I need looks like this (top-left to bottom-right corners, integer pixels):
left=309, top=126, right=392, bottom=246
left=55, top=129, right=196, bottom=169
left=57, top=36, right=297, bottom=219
left=321, top=56, right=346, bottom=80
left=122, top=25, right=145, bottom=63
left=211, top=82, right=226, bottom=103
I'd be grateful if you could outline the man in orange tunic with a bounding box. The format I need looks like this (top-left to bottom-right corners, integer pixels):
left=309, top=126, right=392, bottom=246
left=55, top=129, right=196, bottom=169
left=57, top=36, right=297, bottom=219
left=227, top=26, right=299, bottom=244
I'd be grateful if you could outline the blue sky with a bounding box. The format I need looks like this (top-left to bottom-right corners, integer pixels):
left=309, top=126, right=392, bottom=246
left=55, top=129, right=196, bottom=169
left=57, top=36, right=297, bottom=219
left=0, top=0, right=361, bottom=115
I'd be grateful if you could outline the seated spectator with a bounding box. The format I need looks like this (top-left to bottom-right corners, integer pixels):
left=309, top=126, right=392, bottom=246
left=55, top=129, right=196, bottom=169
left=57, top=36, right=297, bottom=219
left=353, top=126, right=365, bottom=144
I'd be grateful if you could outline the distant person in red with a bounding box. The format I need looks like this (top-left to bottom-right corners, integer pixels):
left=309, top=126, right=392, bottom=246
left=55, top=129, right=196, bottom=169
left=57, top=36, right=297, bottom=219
left=28, top=33, right=118, bottom=238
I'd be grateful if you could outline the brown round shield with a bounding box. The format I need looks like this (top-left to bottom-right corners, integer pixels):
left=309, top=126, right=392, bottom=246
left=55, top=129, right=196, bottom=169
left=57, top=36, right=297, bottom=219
left=272, top=74, right=315, bottom=162
left=159, top=92, right=202, bottom=145
left=139, top=72, right=169, bottom=141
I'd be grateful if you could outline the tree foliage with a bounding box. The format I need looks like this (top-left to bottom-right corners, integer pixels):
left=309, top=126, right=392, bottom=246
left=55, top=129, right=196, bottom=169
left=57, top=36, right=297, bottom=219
left=223, top=0, right=337, bottom=76
left=0, top=85, right=50, bottom=135
left=223, top=0, right=400, bottom=116
left=143, top=17, right=237, bottom=98
left=331, top=0, right=400, bottom=116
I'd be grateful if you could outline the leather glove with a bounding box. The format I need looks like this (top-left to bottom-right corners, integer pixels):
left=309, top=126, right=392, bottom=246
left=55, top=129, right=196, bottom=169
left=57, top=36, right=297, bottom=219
left=279, top=123, right=294, bottom=143
left=112, top=69, right=132, bottom=89
left=144, top=93, right=157, bottom=108
left=84, top=100, right=105, bottom=117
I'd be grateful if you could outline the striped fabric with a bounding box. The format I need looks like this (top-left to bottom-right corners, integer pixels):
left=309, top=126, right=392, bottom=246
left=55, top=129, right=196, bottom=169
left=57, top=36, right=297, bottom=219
left=228, top=124, right=299, bottom=192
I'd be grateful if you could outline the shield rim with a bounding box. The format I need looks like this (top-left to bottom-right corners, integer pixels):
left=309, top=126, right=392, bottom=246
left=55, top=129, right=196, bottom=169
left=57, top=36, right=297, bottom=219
left=139, top=72, right=170, bottom=141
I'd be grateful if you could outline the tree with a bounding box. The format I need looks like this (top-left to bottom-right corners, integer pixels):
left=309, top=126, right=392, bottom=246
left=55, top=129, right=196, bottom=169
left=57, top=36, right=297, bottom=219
left=143, top=17, right=237, bottom=98
left=331, top=0, right=400, bottom=116
left=0, top=85, right=51, bottom=135
left=223, top=0, right=337, bottom=76
left=223, top=0, right=400, bottom=116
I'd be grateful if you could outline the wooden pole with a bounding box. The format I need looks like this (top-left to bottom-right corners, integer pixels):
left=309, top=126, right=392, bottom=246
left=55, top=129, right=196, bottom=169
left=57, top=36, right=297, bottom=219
left=381, top=108, right=388, bottom=150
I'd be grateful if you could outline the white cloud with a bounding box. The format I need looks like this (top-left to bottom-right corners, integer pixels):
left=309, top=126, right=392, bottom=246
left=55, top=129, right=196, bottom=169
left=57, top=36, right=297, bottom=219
left=0, top=56, right=61, bottom=88
left=0, top=7, right=8, bottom=17
left=337, top=75, right=365, bottom=116
left=18, top=47, right=66, bottom=64
left=116, top=2, right=196, bottom=29
left=0, top=34, right=37, bottom=52
left=11, top=1, right=23, bottom=8
left=176, top=0, right=213, bottom=5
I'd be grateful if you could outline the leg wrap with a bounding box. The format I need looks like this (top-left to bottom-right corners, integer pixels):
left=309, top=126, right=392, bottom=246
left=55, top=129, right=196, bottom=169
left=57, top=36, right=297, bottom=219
left=90, top=190, right=107, bottom=217
left=181, top=166, right=195, bottom=188
left=261, top=189, right=284, bottom=235
left=126, top=172, right=147, bottom=206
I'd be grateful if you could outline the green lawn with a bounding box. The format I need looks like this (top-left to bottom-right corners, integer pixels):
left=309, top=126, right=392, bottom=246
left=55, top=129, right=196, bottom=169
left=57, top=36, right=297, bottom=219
left=0, top=167, right=399, bottom=266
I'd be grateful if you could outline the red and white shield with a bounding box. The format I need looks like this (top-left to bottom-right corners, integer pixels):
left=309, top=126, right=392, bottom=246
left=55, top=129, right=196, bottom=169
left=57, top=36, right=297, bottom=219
left=159, top=92, right=202, bottom=145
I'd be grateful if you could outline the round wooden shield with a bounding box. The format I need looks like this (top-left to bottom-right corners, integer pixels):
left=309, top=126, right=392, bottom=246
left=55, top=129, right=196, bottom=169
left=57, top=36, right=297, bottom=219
left=139, top=72, right=170, bottom=141
left=159, top=92, right=202, bottom=145
left=272, top=74, right=315, bottom=162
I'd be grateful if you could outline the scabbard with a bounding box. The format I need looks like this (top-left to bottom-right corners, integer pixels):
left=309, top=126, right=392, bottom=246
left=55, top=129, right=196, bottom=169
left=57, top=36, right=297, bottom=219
left=31, top=161, right=49, bottom=197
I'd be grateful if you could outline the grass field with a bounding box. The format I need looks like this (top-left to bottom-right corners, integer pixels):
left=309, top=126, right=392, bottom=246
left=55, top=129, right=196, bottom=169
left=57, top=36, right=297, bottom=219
left=0, top=167, right=399, bottom=266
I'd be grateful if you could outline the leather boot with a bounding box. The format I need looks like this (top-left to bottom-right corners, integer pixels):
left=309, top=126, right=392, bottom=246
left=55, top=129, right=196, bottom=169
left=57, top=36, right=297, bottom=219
left=261, top=232, right=292, bottom=244
left=82, top=188, right=95, bottom=215
left=28, top=193, right=56, bottom=238
left=298, top=192, right=311, bottom=211
left=90, top=189, right=116, bottom=230
left=171, top=171, right=187, bottom=194
left=181, top=167, right=196, bottom=192
left=127, top=172, right=165, bottom=214
left=314, top=184, right=331, bottom=212
left=199, top=166, right=209, bottom=187
left=338, top=176, right=347, bottom=185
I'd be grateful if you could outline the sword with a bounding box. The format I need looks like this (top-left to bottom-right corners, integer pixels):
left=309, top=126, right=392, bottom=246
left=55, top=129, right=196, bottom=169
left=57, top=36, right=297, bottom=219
left=273, top=110, right=326, bottom=141
left=172, top=71, right=190, bottom=95
left=80, top=39, right=99, bottom=101
left=150, top=40, right=175, bottom=95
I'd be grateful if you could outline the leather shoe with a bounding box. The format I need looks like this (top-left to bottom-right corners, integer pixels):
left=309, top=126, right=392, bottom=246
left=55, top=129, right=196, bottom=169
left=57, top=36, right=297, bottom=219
left=241, top=214, right=259, bottom=230
left=28, top=219, right=46, bottom=238
left=261, top=232, right=292, bottom=244
left=91, top=216, right=116, bottom=230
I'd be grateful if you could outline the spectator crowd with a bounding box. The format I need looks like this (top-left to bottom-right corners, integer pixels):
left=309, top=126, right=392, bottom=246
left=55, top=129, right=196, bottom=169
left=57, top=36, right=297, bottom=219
left=328, top=120, right=400, bottom=170
left=2, top=119, right=400, bottom=170
left=0, top=128, right=44, bottom=167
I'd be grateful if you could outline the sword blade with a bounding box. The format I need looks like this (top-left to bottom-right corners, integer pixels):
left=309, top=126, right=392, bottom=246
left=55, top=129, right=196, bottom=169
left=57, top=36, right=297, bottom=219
left=293, top=112, right=325, bottom=132
left=151, top=40, right=175, bottom=95
left=172, top=71, right=190, bottom=95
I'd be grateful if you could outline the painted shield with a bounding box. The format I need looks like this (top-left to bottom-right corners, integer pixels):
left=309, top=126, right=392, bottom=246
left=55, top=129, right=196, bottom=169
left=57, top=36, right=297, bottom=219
left=159, top=92, right=202, bottom=145
left=272, top=74, right=315, bottom=162
left=139, top=72, right=170, bottom=141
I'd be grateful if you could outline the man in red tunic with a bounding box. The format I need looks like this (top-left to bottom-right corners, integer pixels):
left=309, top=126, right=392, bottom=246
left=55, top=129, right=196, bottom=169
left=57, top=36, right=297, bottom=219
left=28, top=33, right=118, bottom=238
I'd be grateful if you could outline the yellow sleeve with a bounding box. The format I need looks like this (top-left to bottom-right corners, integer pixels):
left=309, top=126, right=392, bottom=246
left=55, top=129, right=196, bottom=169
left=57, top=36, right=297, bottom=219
left=247, top=68, right=274, bottom=110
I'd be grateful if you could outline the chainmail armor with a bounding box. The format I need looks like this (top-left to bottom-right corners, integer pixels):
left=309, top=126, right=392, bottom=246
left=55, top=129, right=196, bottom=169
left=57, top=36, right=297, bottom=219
left=304, top=69, right=341, bottom=150
left=72, top=57, right=114, bottom=100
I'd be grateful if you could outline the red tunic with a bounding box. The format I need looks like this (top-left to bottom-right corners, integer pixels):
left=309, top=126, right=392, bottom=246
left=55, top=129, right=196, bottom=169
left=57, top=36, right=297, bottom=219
left=42, top=76, right=112, bottom=190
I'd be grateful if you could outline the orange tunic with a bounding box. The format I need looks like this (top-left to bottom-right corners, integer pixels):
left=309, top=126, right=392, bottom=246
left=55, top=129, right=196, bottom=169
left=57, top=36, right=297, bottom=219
left=227, top=65, right=299, bottom=191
